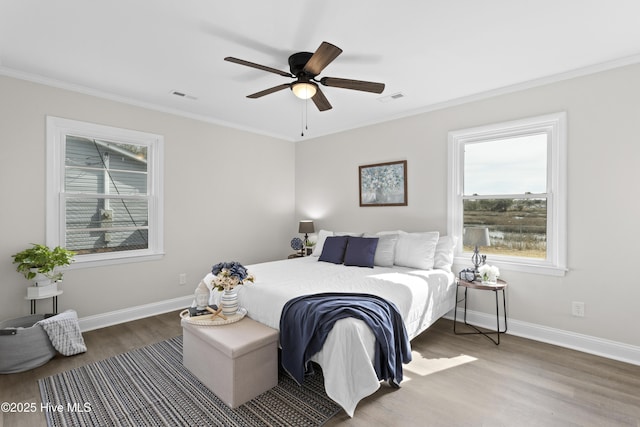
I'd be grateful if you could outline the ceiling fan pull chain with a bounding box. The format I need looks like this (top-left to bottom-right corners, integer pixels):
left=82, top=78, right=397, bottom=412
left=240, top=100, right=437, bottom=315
left=300, top=98, right=311, bottom=137
left=301, top=101, right=305, bottom=137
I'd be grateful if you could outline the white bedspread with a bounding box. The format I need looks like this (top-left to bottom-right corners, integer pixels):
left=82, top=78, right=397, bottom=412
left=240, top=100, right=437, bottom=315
left=203, top=257, right=455, bottom=417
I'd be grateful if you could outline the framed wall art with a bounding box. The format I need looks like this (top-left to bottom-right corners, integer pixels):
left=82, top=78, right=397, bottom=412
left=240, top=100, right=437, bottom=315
left=359, top=160, right=407, bottom=207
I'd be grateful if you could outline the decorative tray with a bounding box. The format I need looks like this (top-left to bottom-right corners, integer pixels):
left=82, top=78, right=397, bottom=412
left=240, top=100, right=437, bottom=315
left=179, top=307, right=247, bottom=326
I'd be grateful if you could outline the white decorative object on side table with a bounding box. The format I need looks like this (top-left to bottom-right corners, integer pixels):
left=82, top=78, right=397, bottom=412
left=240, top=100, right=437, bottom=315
left=478, top=264, right=500, bottom=285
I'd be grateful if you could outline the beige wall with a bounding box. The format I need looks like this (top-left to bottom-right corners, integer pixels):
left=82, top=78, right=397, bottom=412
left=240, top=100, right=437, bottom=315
left=2, top=62, right=638, bottom=351
left=295, top=63, right=640, bottom=347
left=0, top=76, right=295, bottom=320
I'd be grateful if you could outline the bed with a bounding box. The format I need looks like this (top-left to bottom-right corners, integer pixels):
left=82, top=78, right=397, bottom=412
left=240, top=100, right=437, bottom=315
left=203, top=231, right=457, bottom=416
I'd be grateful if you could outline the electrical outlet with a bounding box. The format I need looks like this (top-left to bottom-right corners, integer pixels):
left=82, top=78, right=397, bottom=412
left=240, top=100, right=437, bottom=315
left=179, top=273, right=187, bottom=286
left=571, top=301, right=585, bottom=317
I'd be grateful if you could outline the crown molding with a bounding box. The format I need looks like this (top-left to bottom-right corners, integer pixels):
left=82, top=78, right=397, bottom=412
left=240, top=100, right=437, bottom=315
left=3, top=52, right=640, bottom=143
left=0, top=66, right=293, bottom=142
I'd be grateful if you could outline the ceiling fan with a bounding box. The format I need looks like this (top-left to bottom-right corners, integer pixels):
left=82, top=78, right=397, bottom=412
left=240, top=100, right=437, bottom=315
left=224, top=41, right=385, bottom=111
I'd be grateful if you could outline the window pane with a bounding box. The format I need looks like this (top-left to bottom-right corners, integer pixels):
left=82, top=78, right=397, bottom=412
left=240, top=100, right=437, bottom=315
left=66, top=229, right=149, bottom=254
left=107, top=171, right=147, bottom=195
left=464, top=133, right=547, bottom=195
left=66, top=197, right=149, bottom=253
left=65, top=136, right=148, bottom=195
left=463, top=198, right=547, bottom=259
left=65, top=167, right=103, bottom=193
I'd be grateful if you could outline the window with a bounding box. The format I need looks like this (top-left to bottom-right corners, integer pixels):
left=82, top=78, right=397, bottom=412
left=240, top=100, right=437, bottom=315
left=46, top=117, right=164, bottom=266
left=447, top=113, right=567, bottom=276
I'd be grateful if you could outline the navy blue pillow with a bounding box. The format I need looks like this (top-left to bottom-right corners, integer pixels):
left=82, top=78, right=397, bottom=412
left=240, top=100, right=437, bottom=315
left=344, top=237, right=379, bottom=268
left=318, top=236, right=349, bottom=264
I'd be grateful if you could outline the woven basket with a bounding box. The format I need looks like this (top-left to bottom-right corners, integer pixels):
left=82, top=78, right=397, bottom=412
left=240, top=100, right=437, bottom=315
left=0, top=315, right=56, bottom=374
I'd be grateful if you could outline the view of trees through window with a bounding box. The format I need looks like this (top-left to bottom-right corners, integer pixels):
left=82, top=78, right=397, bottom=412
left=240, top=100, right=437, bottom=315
left=463, top=198, right=547, bottom=258
left=463, top=133, right=548, bottom=259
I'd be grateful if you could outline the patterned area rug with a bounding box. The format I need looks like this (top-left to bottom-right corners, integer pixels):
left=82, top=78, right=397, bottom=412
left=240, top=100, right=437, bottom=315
left=39, top=336, right=341, bottom=426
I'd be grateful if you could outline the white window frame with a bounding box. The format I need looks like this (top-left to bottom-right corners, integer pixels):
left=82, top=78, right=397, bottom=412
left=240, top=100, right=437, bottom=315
left=46, top=116, right=164, bottom=268
left=447, top=112, right=567, bottom=276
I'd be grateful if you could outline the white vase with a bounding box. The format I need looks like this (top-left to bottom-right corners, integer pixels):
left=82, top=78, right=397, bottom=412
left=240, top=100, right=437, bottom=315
left=481, top=274, right=498, bottom=285
left=220, top=289, right=239, bottom=316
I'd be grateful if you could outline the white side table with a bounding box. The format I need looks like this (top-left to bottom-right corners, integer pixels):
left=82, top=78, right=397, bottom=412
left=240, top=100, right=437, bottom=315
left=25, top=290, right=63, bottom=315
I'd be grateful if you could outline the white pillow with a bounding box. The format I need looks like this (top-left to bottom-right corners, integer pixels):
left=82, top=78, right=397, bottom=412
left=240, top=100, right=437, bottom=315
left=364, top=232, right=399, bottom=267
left=434, top=235, right=458, bottom=272
left=311, top=229, right=334, bottom=256
left=394, top=231, right=440, bottom=269
left=334, top=231, right=363, bottom=237
left=377, top=230, right=405, bottom=236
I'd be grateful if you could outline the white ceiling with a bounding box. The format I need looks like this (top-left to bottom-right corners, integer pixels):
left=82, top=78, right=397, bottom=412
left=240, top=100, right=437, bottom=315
left=2, top=1, right=640, bottom=142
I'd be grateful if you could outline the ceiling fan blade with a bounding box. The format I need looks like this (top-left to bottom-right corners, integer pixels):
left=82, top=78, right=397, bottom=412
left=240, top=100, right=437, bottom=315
left=247, top=83, right=291, bottom=99
left=224, top=57, right=293, bottom=77
left=311, top=87, right=332, bottom=111
left=303, top=42, right=343, bottom=76
left=320, top=77, right=385, bottom=94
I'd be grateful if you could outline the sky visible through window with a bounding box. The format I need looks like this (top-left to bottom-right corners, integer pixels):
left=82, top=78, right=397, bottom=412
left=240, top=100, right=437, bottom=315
left=464, top=134, right=547, bottom=195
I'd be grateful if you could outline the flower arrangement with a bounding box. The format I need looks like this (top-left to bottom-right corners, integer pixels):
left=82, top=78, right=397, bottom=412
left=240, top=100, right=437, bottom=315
left=478, top=264, right=500, bottom=284
left=211, top=261, right=255, bottom=292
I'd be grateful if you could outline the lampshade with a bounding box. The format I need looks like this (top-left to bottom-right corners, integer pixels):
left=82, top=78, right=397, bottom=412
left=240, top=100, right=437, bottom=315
left=463, top=227, right=490, bottom=247
left=291, top=82, right=317, bottom=99
left=298, top=220, right=315, bottom=234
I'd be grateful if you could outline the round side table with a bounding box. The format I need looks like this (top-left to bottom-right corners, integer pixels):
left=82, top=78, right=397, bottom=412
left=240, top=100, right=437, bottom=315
left=453, top=278, right=507, bottom=345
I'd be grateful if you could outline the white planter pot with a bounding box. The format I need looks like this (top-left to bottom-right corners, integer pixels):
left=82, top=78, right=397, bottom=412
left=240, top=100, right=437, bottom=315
left=29, top=270, right=52, bottom=286
left=27, top=282, right=58, bottom=299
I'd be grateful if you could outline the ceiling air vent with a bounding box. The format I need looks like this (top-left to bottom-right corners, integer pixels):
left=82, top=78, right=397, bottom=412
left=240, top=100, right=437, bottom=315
left=170, top=90, right=198, bottom=100
left=377, top=92, right=405, bottom=103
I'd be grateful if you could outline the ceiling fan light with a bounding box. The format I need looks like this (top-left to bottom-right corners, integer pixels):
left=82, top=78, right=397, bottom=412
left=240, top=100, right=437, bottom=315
left=292, top=82, right=317, bottom=99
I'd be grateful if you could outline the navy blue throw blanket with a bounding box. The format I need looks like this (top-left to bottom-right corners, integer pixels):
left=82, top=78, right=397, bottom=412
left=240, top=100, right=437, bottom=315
left=279, top=293, right=412, bottom=387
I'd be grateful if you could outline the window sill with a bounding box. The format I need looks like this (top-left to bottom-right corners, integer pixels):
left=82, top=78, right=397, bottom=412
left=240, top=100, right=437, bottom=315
left=453, top=255, right=567, bottom=277
left=65, top=251, right=165, bottom=270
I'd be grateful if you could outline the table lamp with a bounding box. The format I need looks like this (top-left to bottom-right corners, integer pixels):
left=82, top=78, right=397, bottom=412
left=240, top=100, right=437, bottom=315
left=298, top=220, right=315, bottom=252
left=463, top=226, right=490, bottom=272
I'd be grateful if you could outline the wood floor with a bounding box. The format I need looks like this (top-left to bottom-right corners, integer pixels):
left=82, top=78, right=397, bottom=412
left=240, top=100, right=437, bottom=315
left=1, top=311, right=639, bottom=426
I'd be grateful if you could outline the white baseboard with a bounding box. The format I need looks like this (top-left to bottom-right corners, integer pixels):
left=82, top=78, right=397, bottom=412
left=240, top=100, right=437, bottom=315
left=446, top=308, right=640, bottom=366
left=77, top=296, right=640, bottom=367
left=78, top=295, right=192, bottom=332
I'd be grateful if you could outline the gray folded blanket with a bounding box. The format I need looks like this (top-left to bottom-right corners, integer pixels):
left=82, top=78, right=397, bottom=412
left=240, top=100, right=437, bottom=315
left=37, top=309, right=87, bottom=356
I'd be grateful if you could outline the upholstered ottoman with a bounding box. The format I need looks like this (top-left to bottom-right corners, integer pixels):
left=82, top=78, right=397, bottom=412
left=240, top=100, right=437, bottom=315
left=181, top=317, right=279, bottom=408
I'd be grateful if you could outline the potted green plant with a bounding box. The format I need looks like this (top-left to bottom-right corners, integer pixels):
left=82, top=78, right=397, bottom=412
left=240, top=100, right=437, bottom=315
left=12, top=244, right=76, bottom=298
